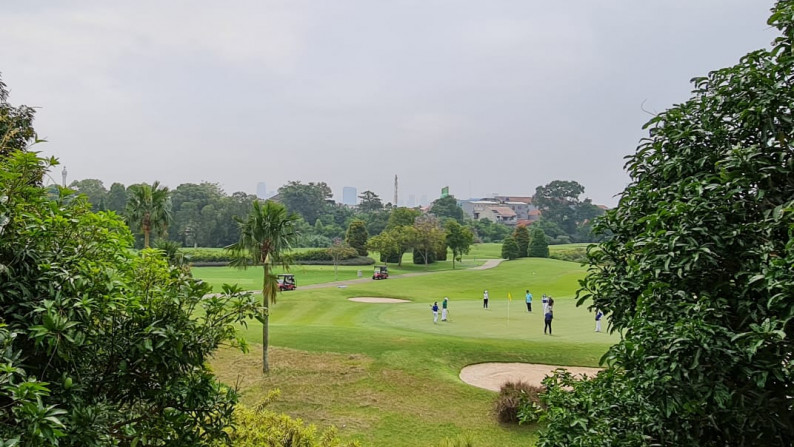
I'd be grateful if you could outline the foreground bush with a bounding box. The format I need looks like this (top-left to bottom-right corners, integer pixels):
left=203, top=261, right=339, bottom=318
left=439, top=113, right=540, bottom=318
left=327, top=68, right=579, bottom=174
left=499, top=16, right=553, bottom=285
left=541, top=3, right=794, bottom=445
left=223, top=404, right=360, bottom=447
left=0, top=152, right=260, bottom=445
left=493, top=380, right=545, bottom=424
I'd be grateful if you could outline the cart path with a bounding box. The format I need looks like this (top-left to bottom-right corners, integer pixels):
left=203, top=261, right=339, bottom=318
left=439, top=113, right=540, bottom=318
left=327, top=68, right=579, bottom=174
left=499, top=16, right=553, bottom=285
left=232, top=258, right=505, bottom=293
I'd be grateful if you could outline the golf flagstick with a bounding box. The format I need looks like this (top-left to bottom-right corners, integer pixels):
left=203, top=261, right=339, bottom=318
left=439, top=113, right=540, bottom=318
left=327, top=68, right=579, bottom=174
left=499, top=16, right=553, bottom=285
left=507, top=292, right=512, bottom=327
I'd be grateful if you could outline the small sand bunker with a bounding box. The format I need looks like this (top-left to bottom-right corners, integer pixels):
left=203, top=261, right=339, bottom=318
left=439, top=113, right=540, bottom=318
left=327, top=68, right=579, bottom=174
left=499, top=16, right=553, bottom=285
left=460, top=362, right=602, bottom=392
left=348, top=297, right=411, bottom=303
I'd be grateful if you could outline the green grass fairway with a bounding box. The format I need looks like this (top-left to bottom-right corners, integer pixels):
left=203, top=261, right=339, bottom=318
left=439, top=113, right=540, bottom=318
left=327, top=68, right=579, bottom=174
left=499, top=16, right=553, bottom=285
left=198, top=255, right=615, bottom=446
left=194, top=253, right=487, bottom=292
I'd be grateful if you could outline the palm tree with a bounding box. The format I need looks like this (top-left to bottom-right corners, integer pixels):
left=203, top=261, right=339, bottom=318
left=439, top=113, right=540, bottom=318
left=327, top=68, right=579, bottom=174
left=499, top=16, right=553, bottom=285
left=126, top=181, right=172, bottom=248
left=226, top=200, right=299, bottom=373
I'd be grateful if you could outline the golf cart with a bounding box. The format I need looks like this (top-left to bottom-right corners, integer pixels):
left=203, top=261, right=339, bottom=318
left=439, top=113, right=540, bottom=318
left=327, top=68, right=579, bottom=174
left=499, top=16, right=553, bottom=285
left=372, top=265, right=389, bottom=280
left=277, top=274, right=296, bottom=291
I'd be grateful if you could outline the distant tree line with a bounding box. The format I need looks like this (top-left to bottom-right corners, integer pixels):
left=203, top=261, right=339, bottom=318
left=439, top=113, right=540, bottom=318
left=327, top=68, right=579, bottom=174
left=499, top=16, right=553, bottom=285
left=69, top=174, right=604, bottom=258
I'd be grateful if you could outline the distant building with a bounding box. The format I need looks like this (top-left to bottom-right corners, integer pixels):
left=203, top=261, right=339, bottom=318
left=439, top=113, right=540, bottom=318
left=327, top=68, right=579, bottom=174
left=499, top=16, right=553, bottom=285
left=407, top=194, right=416, bottom=208
left=342, top=186, right=357, bottom=206
left=256, top=182, right=268, bottom=199
left=420, top=195, right=428, bottom=206
left=459, top=196, right=538, bottom=226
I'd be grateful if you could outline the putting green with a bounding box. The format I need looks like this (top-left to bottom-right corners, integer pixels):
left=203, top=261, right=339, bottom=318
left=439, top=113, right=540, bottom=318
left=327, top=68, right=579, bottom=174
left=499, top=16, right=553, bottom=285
left=376, top=297, right=613, bottom=343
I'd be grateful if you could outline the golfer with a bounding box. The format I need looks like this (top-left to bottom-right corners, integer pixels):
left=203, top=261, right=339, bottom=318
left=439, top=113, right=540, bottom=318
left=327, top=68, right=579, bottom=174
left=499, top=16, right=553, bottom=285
left=544, top=308, right=553, bottom=335
left=525, top=290, right=533, bottom=312
left=595, top=309, right=603, bottom=332
left=483, top=290, right=489, bottom=309
left=441, top=297, right=449, bottom=321
left=432, top=301, right=439, bottom=324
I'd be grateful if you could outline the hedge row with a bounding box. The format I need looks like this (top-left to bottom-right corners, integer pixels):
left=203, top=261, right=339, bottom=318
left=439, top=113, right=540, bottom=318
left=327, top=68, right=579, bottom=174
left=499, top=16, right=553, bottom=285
left=548, top=246, right=588, bottom=264
left=291, top=247, right=358, bottom=262
left=181, top=247, right=363, bottom=264
left=294, top=256, right=375, bottom=266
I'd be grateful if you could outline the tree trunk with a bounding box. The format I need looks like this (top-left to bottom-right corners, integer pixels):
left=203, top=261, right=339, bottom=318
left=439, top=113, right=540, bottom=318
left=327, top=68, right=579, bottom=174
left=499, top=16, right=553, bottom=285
left=144, top=230, right=150, bottom=249
left=262, top=265, right=270, bottom=374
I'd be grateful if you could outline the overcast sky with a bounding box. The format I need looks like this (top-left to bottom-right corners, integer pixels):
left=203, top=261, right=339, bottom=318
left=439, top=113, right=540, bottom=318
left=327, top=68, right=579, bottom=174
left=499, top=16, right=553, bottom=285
left=0, top=0, right=778, bottom=206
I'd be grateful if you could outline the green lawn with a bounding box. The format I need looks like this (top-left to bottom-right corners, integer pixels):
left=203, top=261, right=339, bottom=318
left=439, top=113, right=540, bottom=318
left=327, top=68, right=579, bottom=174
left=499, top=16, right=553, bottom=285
left=197, top=255, right=615, bottom=447
left=194, top=252, right=488, bottom=292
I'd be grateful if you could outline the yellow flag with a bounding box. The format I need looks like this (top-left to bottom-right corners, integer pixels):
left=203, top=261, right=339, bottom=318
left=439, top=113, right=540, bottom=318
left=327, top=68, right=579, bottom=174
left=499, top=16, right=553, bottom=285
left=507, top=292, right=512, bottom=301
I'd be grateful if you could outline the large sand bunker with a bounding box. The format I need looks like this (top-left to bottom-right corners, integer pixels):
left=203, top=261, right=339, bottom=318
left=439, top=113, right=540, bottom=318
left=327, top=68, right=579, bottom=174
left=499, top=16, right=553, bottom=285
left=460, top=362, right=602, bottom=392
left=348, top=297, right=411, bottom=303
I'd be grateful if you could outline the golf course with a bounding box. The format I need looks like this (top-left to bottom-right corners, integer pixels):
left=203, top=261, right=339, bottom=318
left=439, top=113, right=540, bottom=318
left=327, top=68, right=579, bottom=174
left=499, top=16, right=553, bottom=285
left=193, top=244, right=619, bottom=446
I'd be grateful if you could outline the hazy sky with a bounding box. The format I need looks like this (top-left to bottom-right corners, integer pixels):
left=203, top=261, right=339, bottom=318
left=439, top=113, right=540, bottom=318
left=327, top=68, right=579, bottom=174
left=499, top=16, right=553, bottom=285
left=0, top=0, right=778, bottom=206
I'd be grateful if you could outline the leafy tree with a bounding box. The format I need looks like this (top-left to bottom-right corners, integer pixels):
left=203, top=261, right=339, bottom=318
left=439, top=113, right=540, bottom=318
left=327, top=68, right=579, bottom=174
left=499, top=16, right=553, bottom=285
left=366, top=231, right=399, bottom=264
left=430, top=194, right=464, bottom=222
left=470, top=218, right=511, bottom=243
left=533, top=180, right=590, bottom=236
left=226, top=200, right=300, bottom=373
left=0, top=151, right=260, bottom=445
left=277, top=181, right=332, bottom=224
left=345, top=219, right=369, bottom=256
left=513, top=224, right=530, bottom=257
left=527, top=227, right=549, bottom=258
left=411, top=214, right=445, bottom=269
left=445, top=220, right=474, bottom=269
left=0, top=72, right=38, bottom=156
left=501, top=235, right=519, bottom=260
left=362, top=209, right=389, bottom=236
left=540, top=3, right=794, bottom=445
left=327, top=238, right=350, bottom=281
left=69, top=178, right=108, bottom=211
left=126, top=181, right=172, bottom=248
left=357, top=190, right=383, bottom=212
left=387, top=207, right=421, bottom=229
left=367, top=226, right=416, bottom=265
left=105, top=181, right=128, bottom=214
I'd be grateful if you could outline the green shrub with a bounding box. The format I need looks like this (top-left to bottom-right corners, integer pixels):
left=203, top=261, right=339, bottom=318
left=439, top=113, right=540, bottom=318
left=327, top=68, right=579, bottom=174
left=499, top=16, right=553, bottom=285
left=223, top=405, right=360, bottom=447
left=548, top=246, right=588, bottom=264
left=413, top=247, right=436, bottom=264
left=437, top=434, right=476, bottom=447
left=292, top=247, right=358, bottom=262
left=513, top=225, right=530, bottom=258
left=493, top=380, right=545, bottom=424
left=500, top=236, right=519, bottom=260
left=184, top=248, right=237, bottom=263
left=345, top=220, right=369, bottom=256
left=527, top=227, right=549, bottom=258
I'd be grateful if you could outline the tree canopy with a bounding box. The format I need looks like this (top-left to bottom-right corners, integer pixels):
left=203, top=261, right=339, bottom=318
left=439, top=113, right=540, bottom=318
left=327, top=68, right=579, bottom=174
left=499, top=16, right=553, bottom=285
left=357, top=190, right=383, bottom=213
left=533, top=180, right=602, bottom=240
left=444, top=220, right=474, bottom=269
left=430, top=194, right=464, bottom=223
left=0, top=73, right=38, bottom=156
left=125, top=181, right=172, bottom=248
left=0, top=151, right=259, bottom=445
left=277, top=180, right=332, bottom=225
left=540, top=2, right=794, bottom=445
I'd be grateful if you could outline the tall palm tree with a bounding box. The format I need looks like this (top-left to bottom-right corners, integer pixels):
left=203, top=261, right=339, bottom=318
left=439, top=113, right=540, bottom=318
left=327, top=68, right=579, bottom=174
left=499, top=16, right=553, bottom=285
left=226, top=200, right=299, bottom=373
left=126, top=181, right=172, bottom=248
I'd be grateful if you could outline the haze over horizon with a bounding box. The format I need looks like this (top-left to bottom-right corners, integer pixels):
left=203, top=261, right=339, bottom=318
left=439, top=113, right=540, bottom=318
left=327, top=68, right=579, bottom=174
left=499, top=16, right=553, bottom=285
left=0, top=0, right=777, bottom=207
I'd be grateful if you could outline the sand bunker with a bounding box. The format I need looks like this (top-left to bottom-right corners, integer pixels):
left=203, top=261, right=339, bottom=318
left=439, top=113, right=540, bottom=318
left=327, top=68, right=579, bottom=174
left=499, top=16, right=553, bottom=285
left=348, top=297, right=411, bottom=303
left=460, top=362, right=602, bottom=392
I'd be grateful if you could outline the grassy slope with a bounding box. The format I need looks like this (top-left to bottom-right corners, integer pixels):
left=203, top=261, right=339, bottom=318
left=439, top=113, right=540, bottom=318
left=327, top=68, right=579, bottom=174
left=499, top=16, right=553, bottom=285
left=200, top=252, right=615, bottom=447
